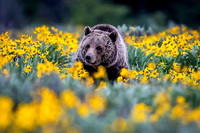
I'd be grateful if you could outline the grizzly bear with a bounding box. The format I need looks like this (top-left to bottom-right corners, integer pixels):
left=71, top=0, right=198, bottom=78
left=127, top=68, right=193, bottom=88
left=76, top=24, right=129, bottom=83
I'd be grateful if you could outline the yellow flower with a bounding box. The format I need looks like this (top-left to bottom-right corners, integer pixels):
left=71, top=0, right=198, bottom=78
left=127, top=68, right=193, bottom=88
left=170, top=105, right=185, bottom=120
left=154, top=92, right=170, bottom=106
left=3, top=69, right=9, bottom=78
left=96, top=81, right=106, bottom=91
left=120, top=68, right=130, bottom=77
left=51, top=26, right=58, bottom=32
left=160, top=62, right=164, bottom=66
left=150, top=69, right=159, bottom=78
left=39, top=53, right=45, bottom=59
left=93, top=65, right=107, bottom=79
left=36, top=33, right=44, bottom=41
left=131, top=103, right=151, bottom=123
left=74, top=61, right=83, bottom=71
left=176, top=96, right=185, bottom=105
left=37, top=64, right=46, bottom=78
left=86, top=93, right=106, bottom=114
left=78, top=69, right=89, bottom=78
left=171, top=49, right=179, bottom=57
left=24, top=65, right=32, bottom=73
left=67, top=61, right=89, bottom=79
left=151, top=91, right=171, bottom=122
left=111, top=117, right=127, bottom=132
left=192, top=70, right=200, bottom=80
left=37, top=59, right=60, bottom=77
left=0, top=96, right=13, bottom=130
left=131, top=27, right=135, bottom=31
left=163, top=74, right=170, bottom=81
left=16, top=62, right=19, bottom=67
left=117, top=76, right=123, bottom=83
left=15, top=103, right=38, bottom=131
left=85, top=76, right=94, bottom=87
left=150, top=114, right=159, bottom=122
left=182, top=66, right=188, bottom=73
left=61, top=90, right=80, bottom=108
left=173, top=62, right=181, bottom=73
left=16, top=49, right=26, bottom=56
left=59, top=73, right=67, bottom=79
left=185, top=107, right=200, bottom=125
left=37, top=88, right=63, bottom=125
left=141, top=75, right=148, bottom=84
left=77, top=103, right=89, bottom=118
left=147, top=62, right=155, bottom=71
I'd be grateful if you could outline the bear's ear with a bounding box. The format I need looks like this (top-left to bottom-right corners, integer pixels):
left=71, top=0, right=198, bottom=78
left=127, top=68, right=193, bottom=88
left=84, top=26, right=92, bottom=36
left=109, top=31, right=117, bottom=42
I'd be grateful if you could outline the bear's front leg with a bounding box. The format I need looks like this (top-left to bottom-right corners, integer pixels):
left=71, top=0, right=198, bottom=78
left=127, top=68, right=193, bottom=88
left=106, top=65, right=121, bottom=83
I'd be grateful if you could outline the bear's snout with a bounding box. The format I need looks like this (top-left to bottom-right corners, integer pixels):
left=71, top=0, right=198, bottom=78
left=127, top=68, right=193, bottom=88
left=85, top=54, right=91, bottom=62
left=85, top=48, right=96, bottom=64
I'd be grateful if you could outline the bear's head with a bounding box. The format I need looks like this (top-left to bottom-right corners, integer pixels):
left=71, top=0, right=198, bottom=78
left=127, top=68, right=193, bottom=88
left=80, top=26, right=118, bottom=67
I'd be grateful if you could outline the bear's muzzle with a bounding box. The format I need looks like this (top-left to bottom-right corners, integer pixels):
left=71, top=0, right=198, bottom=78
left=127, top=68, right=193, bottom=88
left=85, top=48, right=96, bottom=64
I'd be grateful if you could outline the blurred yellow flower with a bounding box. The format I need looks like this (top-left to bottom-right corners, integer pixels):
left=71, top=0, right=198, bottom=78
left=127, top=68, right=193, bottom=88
left=131, top=103, right=151, bottom=123
left=85, top=76, right=94, bottom=87
left=96, top=81, right=106, bottom=91
left=151, top=91, right=171, bottom=122
left=51, top=26, right=58, bottom=32
left=176, top=96, right=186, bottom=104
left=147, top=62, right=155, bottom=71
left=173, top=62, right=181, bottom=73
left=182, top=66, right=188, bottom=73
left=170, top=105, right=185, bottom=120
left=0, top=96, right=13, bottom=130
left=141, top=75, right=148, bottom=84
left=61, top=90, right=80, bottom=108
left=120, top=68, right=130, bottom=77
left=93, top=65, right=107, bottom=79
left=15, top=103, right=38, bottom=131
left=77, top=103, right=89, bottom=118
left=16, top=62, right=19, bottom=67
left=37, top=88, right=63, bottom=125
left=117, top=76, right=123, bottom=83
left=111, top=117, right=127, bottom=132
left=192, top=70, right=200, bottom=80
left=86, top=93, right=106, bottom=114
left=3, top=69, right=9, bottom=78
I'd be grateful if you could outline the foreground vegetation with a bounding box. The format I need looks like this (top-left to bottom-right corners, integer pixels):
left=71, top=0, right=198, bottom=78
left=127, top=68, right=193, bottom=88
left=0, top=25, right=200, bottom=133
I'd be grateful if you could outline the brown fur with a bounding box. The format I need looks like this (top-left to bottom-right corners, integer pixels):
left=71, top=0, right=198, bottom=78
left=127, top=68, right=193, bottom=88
left=76, top=24, right=129, bottom=82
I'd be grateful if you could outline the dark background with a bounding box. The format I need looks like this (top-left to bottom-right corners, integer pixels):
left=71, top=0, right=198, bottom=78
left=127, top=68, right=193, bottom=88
left=0, top=0, right=199, bottom=30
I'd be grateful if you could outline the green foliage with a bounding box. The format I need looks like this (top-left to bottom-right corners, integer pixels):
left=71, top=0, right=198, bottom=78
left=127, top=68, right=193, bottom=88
left=67, top=0, right=132, bottom=26
left=128, top=45, right=154, bottom=70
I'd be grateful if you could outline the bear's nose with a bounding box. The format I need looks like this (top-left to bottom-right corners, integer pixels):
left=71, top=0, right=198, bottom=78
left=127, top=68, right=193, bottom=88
left=85, top=55, right=91, bottom=62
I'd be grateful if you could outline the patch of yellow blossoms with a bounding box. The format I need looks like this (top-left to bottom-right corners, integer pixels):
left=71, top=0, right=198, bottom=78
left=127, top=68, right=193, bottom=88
left=0, top=25, right=79, bottom=78
left=125, top=25, right=200, bottom=57
left=0, top=87, right=107, bottom=132
left=116, top=25, right=200, bottom=86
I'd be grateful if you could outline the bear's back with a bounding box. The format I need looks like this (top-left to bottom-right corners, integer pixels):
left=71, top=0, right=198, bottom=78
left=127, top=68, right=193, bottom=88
left=91, top=24, right=117, bottom=33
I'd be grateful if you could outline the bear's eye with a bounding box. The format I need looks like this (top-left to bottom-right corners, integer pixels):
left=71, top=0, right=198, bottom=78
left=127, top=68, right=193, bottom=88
left=96, top=46, right=102, bottom=51
left=85, top=44, right=90, bottom=49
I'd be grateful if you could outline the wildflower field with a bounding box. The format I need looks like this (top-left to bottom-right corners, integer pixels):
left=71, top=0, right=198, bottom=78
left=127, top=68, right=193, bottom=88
left=1, top=25, right=200, bottom=133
